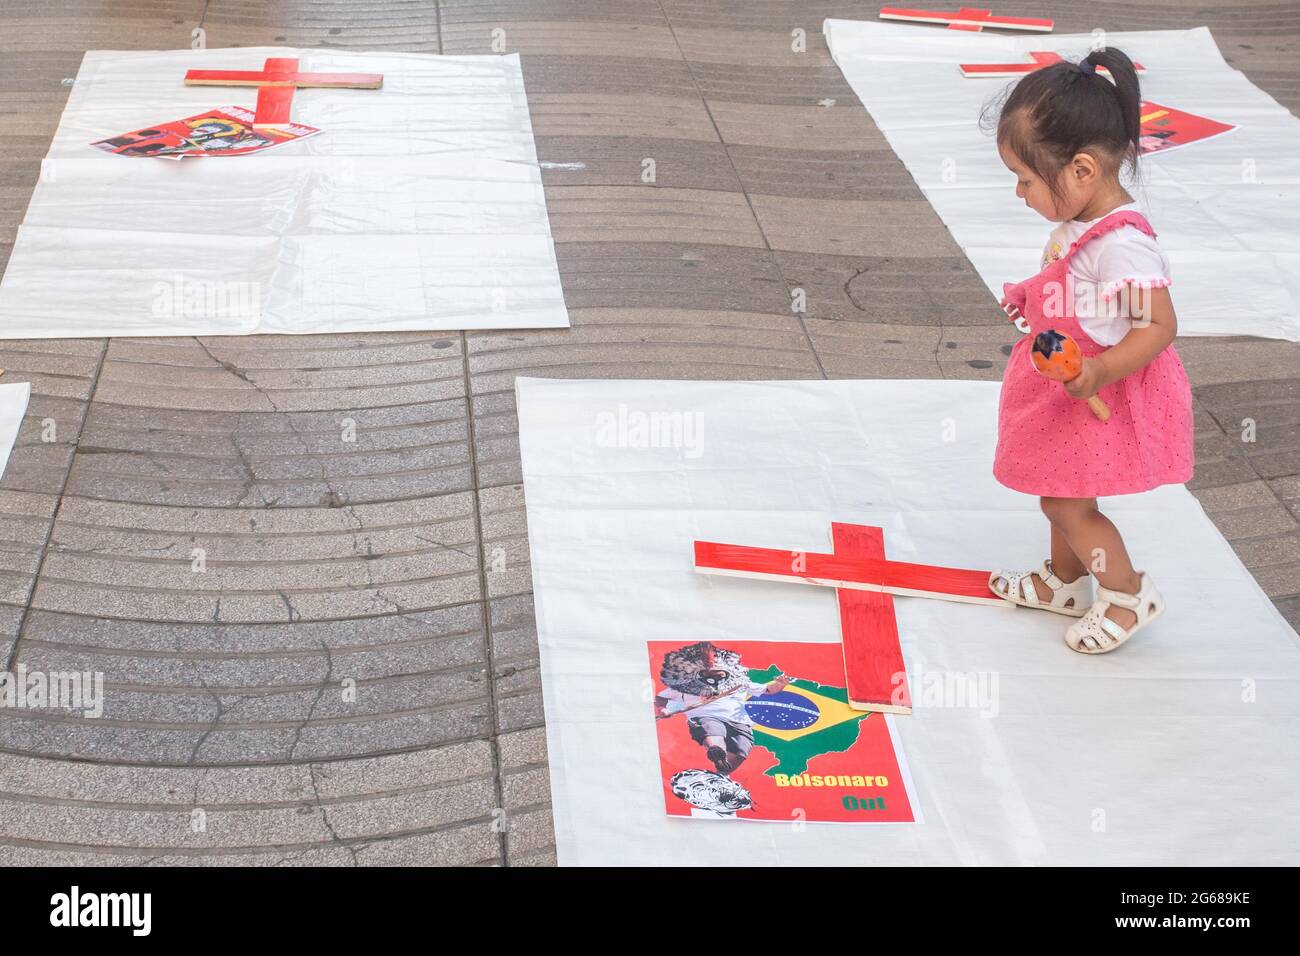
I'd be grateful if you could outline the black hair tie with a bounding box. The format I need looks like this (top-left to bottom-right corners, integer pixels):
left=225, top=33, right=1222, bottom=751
left=1079, top=56, right=1097, bottom=75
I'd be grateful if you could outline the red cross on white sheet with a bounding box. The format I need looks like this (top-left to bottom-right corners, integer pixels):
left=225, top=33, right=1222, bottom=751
left=879, top=6, right=1055, bottom=32
left=693, top=522, right=1001, bottom=714
left=960, top=51, right=1148, bottom=77
left=184, top=57, right=384, bottom=128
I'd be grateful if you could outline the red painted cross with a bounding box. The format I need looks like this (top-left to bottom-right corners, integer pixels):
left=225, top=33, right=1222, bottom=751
left=879, top=6, right=1055, bottom=32
left=184, top=57, right=384, bottom=128
left=960, top=51, right=1147, bottom=77
left=833, top=525, right=911, bottom=714
left=694, top=523, right=1001, bottom=714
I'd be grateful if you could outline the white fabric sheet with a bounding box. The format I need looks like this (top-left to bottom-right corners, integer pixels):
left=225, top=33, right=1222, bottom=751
left=824, top=21, right=1300, bottom=341
left=517, top=377, right=1300, bottom=865
left=0, top=49, right=569, bottom=337
left=0, top=382, right=31, bottom=479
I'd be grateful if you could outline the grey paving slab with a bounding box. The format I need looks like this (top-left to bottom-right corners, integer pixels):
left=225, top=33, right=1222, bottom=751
left=439, top=1, right=662, bottom=26
left=725, top=144, right=919, bottom=201
left=503, top=55, right=699, bottom=98
left=441, top=19, right=682, bottom=59
left=503, top=806, right=556, bottom=859
left=537, top=136, right=742, bottom=191
left=691, top=60, right=857, bottom=106
left=773, top=250, right=999, bottom=325
left=0, top=701, right=494, bottom=765
left=20, top=603, right=485, bottom=653
left=199, top=0, right=442, bottom=51
left=350, top=825, right=501, bottom=866
left=497, top=726, right=547, bottom=770
left=556, top=241, right=793, bottom=314
left=528, top=93, right=719, bottom=141
left=548, top=184, right=767, bottom=247
left=0, top=821, right=502, bottom=866
left=509, top=846, right=558, bottom=866
left=501, top=764, right=550, bottom=809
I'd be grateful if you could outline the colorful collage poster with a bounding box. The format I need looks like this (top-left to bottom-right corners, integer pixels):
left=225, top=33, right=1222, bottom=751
left=90, top=106, right=320, bottom=159
left=1139, top=100, right=1236, bottom=155
left=649, top=640, right=919, bottom=823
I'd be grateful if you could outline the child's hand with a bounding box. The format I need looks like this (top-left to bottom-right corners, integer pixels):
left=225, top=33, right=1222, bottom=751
left=1000, top=300, right=1029, bottom=331
left=1063, top=355, right=1107, bottom=400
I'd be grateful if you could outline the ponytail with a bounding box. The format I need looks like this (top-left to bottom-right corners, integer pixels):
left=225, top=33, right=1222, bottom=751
left=1080, top=47, right=1142, bottom=168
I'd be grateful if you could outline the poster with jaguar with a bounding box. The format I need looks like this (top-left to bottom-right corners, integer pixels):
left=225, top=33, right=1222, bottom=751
left=1137, top=100, right=1236, bottom=156
left=649, top=640, right=920, bottom=823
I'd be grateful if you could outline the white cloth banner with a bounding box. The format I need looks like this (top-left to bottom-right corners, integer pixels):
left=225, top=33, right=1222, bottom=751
left=0, top=382, right=30, bottom=479
left=0, top=49, right=569, bottom=338
left=824, top=21, right=1300, bottom=341
left=517, top=377, right=1300, bottom=865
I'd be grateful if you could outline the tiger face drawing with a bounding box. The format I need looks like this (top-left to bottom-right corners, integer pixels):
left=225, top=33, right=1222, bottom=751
left=660, top=642, right=748, bottom=698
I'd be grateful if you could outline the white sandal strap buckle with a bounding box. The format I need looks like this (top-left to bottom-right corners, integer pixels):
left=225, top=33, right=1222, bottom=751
left=1038, top=561, right=1064, bottom=591
left=1098, top=615, right=1127, bottom=641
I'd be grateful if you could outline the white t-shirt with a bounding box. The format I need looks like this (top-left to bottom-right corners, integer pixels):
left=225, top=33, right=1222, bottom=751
left=1040, top=202, right=1172, bottom=346
left=659, top=681, right=769, bottom=723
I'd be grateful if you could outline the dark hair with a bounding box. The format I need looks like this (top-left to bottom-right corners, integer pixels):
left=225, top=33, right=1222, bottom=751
left=982, top=47, right=1142, bottom=199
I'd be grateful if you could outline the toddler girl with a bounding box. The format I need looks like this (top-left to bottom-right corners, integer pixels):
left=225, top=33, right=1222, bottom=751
left=986, top=48, right=1194, bottom=653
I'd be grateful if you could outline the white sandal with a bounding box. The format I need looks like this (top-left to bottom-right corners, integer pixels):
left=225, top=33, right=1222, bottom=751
left=1065, top=572, right=1165, bottom=654
left=989, top=560, right=1091, bottom=617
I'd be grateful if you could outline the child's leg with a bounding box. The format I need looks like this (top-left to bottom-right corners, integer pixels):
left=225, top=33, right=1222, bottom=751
left=989, top=511, right=1093, bottom=612
left=1010, top=513, right=1090, bottom=605
left=1049, top=523, right=1087, bottom=585
left=1041, top=497, right=1143, bottom=629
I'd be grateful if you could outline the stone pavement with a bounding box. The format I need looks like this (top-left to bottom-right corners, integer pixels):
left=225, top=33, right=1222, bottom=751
left=0, top=1, right=1295, bottom=865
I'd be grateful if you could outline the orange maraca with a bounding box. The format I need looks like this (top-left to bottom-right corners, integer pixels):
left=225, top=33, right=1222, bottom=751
left=1030, top=329, right=1111, bottom=421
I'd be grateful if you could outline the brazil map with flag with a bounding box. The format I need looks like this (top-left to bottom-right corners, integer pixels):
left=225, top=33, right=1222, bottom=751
left=649, top=640, right=919, bottom=823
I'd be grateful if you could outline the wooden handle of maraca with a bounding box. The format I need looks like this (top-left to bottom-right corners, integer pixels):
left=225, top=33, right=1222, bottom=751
left=1085, top=394, right=1111, bottom=421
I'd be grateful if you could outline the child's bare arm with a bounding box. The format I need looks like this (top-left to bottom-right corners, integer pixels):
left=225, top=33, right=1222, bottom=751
left=1065, top=286, right=1178, bottom=400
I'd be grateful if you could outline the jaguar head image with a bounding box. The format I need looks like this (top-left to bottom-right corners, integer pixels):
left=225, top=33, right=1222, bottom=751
left=660, top=642, right=748, bottom=697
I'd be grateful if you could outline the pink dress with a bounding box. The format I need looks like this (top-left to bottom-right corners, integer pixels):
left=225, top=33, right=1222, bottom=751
left=994, top=210, right=1194, bottom=498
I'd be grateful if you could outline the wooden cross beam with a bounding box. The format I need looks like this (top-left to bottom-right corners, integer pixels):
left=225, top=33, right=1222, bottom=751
left=694, top=524, right=999, bottom=605
left=879, top=6, right=1054, bottom=32
left=960, top=51, right=1147, bottom=77
left=693, top=522, right=1001, bottom=713
left=184, top=57, right=383, bottom=128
